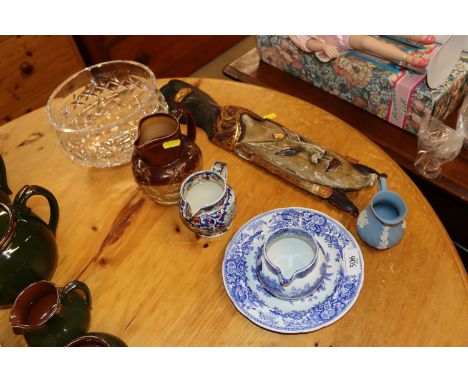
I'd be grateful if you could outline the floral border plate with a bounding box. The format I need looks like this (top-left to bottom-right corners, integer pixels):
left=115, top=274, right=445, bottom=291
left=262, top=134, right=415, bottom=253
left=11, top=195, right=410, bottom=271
left=222, top=207, right=364, bottom=333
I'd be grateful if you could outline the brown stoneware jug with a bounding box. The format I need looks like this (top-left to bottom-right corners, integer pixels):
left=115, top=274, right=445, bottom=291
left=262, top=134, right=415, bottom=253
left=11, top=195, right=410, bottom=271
left=0, top=185, right=59, bottom=308
left=66, top=332, right=127, bottom=347
left=131, top=108, right=202, bottom=205
left=0, top=154, right=12, bottom=204
left=10, top=280, right=92, bottom=347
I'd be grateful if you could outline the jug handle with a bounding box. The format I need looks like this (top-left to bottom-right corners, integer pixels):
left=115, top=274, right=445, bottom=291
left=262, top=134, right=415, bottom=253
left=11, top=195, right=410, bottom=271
left=212, top=161, right=228, bottom=181
left=0, top=203, right=16, bottom=250
left=171, top=108, right=197, bottom=142
left=61, top=280, right=92, bottom=309
left=13, top=185, right=59, bottom=235
left=378, top=176, right=388, bottom=192
left=0, top=155, right=12, bottom=195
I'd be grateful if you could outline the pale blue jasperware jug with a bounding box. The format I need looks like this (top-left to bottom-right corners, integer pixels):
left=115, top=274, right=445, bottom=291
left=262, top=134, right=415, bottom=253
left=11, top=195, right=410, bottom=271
left=356, top=177, right=407, bottom=250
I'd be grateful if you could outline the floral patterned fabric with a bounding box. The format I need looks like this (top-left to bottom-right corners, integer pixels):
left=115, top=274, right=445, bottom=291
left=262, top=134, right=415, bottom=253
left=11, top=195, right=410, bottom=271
left=256, top=35, right=468, bottom=135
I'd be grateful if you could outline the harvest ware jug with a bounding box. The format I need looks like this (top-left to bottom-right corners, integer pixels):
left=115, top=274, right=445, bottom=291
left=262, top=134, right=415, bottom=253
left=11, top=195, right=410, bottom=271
left=10, top=280, right=92, bottom=347
left=132, top=108, right=202, bottom=205
left=356, top=177, right=407, bottom=250
left=0, top=185, right=59, bottom=308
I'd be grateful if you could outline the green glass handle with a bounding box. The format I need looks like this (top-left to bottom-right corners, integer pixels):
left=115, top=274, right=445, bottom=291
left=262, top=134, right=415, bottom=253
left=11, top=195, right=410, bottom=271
left=13, top=185, right=59, bottom=235
left=0, top=203, right=16, bottom=250
left=0, top=155, right=12, bottom=195
left=61, top=280, right=92, bottom=309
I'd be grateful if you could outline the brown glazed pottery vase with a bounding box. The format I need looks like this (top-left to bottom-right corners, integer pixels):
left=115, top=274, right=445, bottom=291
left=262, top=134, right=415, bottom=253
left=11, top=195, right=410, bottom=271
left=131, top=108, right=202, bottom=205
left=66, top=332, right=127, bottom=347
left=0, top=185, right=59, bottom=308
left=0, top=154, right=12, bottom=204
left=10, top=280, right=92, bottom=347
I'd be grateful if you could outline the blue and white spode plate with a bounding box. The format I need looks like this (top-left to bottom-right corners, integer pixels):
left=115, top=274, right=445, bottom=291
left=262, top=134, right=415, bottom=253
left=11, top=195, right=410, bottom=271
left=222, top=208, right=364, bottom=333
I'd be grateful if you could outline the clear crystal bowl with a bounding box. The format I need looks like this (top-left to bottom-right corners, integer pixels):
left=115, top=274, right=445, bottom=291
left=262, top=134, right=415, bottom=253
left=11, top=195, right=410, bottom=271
left=47, top=60, right=168, bottom=168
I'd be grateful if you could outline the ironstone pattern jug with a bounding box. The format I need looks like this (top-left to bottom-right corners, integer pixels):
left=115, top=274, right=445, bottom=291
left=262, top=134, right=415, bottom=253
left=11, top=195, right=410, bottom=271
left=0, top=154, right=12, bottom=204
left=179, top=162, right=236, bottom=237
left=0, top=185, right=59, bottom=308
left=10, top=280, right=92, bottom=347
left=132, top=108, right=202, bottom=205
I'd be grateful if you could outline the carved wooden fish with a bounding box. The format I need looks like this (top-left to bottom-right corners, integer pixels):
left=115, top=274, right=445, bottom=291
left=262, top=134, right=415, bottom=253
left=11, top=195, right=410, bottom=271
left=161, top=80, right=383, bottom=215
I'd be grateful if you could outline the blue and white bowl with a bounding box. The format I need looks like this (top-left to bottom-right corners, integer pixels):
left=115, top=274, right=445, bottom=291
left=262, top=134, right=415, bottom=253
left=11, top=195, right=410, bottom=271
left=256, top=227, right=326, bottom=300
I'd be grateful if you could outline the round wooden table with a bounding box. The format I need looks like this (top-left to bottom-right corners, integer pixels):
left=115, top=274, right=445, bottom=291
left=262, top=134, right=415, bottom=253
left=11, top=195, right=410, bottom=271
left=0, top=78, right=466, bottom=346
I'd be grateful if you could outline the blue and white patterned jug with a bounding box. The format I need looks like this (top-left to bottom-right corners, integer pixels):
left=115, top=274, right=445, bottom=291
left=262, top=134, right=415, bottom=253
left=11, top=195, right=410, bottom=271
left=179, top=162, right=236, bottom=237
left=356, top=177, right=407, bottom=250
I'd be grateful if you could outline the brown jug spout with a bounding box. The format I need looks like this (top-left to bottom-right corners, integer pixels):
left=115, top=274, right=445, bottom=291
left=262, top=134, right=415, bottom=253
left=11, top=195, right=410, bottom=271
left=10, top=324, right=24, bottom=335
left=9, top=280, right=60, bottom=334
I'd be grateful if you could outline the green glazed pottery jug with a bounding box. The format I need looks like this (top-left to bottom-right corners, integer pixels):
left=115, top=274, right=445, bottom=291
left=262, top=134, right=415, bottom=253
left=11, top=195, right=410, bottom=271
left=66, top=332, right=127, bottom=347
left=9, top=279, right=92, bottom=347
left=0, top=154, right=12, bottom=204
left=0, top=185, right=59, bottom=308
